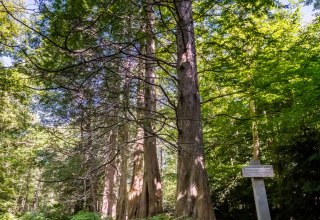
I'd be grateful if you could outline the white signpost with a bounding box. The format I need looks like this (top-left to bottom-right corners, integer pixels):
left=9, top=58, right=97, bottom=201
left=242, top=160, right=274, bottom=220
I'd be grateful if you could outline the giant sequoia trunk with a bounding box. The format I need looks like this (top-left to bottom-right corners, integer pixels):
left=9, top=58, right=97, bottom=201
left=174, top=1, right=216, bottom=219
left=137, top=0, right=162, bottom=217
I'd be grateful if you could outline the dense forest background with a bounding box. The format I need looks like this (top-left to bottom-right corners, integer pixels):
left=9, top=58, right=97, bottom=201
left=1, top=0, right=320, bottom=219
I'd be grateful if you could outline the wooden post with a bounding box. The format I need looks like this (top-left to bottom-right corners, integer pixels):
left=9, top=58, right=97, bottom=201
left=242, top=160, right=273, bottom=220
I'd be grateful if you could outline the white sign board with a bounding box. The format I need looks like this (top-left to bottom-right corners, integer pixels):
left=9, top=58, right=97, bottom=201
left=242, top=165, right=274, bottom=178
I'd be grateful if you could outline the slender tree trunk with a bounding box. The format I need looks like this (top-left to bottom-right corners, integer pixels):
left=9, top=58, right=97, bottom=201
left=174, top=1, right=216, bottom=219
left=14, top=180, right=24, bottom=213
left=250, top=98, right=260, bottom=160
left=116, top=73, right=130, bottom=220
left=83, top=95, right=98, bottom=212
left=21, top=168, right=31, bottom=212
left=128, top=71, right=144, bottom=219
left=102, top=70, right=122, bottom=218
left=32, top=169, right=42, bottom=211
left=137, top=0, right=162, bottom=217
left=101, top=129, right=118, bottom=218
left=90, top=177, right=98, bottom=212
left=116, top=126, right=128, bottom=220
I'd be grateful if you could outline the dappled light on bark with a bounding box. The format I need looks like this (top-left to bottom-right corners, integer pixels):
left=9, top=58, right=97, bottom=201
left=174, top=0, right=216, bottom=219
left=127, top=127, right=144, bottom=219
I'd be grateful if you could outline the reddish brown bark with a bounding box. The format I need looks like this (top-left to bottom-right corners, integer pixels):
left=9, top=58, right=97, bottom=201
left=128, top=65, right=144, bottom=219
left=116, top=125, right=128, bottom=220
left=136, top=0, right=163, bottom=217
left=174, top=0, right=216, bottom=219
left=127, top=126, right=144, bottom=219
left=116, top=74, right=130, bottom=220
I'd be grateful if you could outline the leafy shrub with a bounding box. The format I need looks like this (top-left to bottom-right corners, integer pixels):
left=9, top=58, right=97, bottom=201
left=70, top=211, right=101, bottom=220
left=39, top=203, right=70, bottom=220
left=19, top=212, right=46, bottom=220
left=0, top=213, right=17, bottom=220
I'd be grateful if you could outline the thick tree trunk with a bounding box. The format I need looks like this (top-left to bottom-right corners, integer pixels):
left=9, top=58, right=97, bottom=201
left=128, top=73, right=144, bottom=219
left=101, top=129, right=117, bottom=218
left=174, top=1, right=216, bottom=219
left=136, top=0, right=163, bottom=217
left=128, top=127, right=144, bottom=218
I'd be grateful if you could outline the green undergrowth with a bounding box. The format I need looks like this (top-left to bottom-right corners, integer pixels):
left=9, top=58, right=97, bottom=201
left=70, top=211, right=101, bottom=220
left=0, top=212, right=177, bottom=220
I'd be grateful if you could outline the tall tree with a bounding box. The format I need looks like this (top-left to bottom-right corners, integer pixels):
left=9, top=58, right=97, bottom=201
left=116, top=62, right=130, bottom=220
left=128, top=64, right=144, bottom=219
left=127, top=120, right=144, bottom=219
left=102, top=68, right=122, bottom=218
left=173, top=0, right=215, bottom=219
left=101, top=128, right=117, bottom=218
left=137, top=0, right=163, bottom=217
